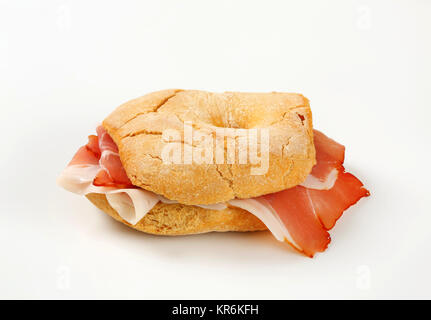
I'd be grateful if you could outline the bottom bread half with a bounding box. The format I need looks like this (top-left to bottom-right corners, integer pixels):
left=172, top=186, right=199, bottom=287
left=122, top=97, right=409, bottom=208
left=86, top=193, right=267, bottom=235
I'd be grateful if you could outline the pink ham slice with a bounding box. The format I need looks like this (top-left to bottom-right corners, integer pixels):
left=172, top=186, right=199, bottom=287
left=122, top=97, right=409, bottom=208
left=68, top=135, right=100, bottom=166
left=93, top=126, right=133, bottom=188
left=262, top=187, right=331, bottom=257
left=68, top=127, right=133, bottom=188
left=310, top=130, right=345, bottom=182
left=96, top=125, right=119, bottom=153
left=307, top=170, right=369, bottom=230
left=260, top=130, right=369, bottom=257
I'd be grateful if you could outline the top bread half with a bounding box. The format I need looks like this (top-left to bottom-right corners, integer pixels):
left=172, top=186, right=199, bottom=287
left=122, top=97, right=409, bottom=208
left=103, top=89, right=316, bottom=205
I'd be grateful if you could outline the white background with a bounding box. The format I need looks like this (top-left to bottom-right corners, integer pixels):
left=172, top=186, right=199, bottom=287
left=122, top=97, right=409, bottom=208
left=1, top=0, right=430, bottom=299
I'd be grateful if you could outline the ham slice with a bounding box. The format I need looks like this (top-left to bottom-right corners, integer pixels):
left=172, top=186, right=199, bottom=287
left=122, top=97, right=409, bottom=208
left=228, top=198, right=301, bottom=249
left=57, top=163, right=160, bottom=225
left=259, top=170, right=369, bottom=257
left=68, top=135, right=100, bottom=166
left=310, top=130, right=345, bottom=182
left=307, top=170, right=369, bottom=230
left=58, top=131, right=226, bottom=224
left=261, top=188, right=331, bottom=257
left=65, top=128, right=132, bottom=188
left=93, top=126, right=133, bottom=188
left=59, top=127, right=369, bottom=257
left=255, top=130, right=369, bottom=257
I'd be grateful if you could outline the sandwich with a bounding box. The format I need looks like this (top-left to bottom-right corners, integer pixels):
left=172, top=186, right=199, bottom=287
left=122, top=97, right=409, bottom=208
left=57, top=89, right=369, bottom=257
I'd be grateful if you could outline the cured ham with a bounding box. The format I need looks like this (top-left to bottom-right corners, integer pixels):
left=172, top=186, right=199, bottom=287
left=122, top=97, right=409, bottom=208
left=93, top=126, right=133, bottom=188
left=310, top=130, right=345, bottom=182
left=58, top=131, right=227, bottom=224
left=68, top=135, right=100, bottom=166
left=66, top=127, right=133, bottom=188
left=259, top=171, right=368, bottom=257
left=59, top=127, right=369, bottom=257
left=57, top=163, right=160, bottom=224
left=228, top=198, right=300, bottom=248
left=307, top=171, right=369, bottom=230
left=256, top=130, right=369, bottom=257
left=261, top=188, right=331, bottom=257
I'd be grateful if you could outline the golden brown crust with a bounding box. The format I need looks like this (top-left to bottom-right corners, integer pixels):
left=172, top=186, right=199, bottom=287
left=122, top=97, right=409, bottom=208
left=103, top=90, right=315, bottom=205
left=86, top=193, right=266, bottom=235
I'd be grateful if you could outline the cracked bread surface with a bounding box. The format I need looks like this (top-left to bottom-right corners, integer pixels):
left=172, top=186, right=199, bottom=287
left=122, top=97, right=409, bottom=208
left=103, top=89, right=315, bottom=205
left=86, top=193, right=267, bottom=235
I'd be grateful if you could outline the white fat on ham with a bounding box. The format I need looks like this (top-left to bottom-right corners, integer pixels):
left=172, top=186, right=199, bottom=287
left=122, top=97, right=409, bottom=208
left=105, top=190, right=159, bottom=225
left=57, top=165, right=106, bottom=195
left=57, top=164, right=225, bottom=225
left=157, top=195, right=227, bottom=210
left=57, top=164, right=159, bottom=225
left=228, top=199, right=301, bottom=250
left=99, top=150, right=119, bottom=177
left=300, top=168, right=338, bottom=190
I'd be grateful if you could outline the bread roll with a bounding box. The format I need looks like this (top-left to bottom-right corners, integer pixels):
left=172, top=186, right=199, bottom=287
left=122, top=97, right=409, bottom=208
left=103, top=89, right=315, bottom=205
left=86, top=193, right=266, bottom=235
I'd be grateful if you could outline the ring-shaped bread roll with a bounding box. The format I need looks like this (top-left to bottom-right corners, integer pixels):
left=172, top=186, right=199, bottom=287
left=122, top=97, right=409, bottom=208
left=103, top=89, right=315, bottom=205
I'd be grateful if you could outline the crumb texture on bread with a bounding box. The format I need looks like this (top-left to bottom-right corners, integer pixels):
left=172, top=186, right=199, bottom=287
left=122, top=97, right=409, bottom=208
left=103, top=89, right=315, bottom=205
left=86, top=193, right=266, bottom=235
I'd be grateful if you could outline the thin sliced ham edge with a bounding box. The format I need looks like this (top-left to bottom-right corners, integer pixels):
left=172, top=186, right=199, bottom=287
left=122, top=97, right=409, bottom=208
left=260, top=187, right=331, bottom=257
left=57, top=164, right=228, bottom=225
left=300, top=168, right=339, bottom=190
left=228, top=198, right=301, bottom=250
left=158, top=195, right=227, bottom=210
left=57, top=164, right=160, bottom=225
left=105, top=190, right=159, bottom=225
left=93, top=126, right=133, bottom=188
